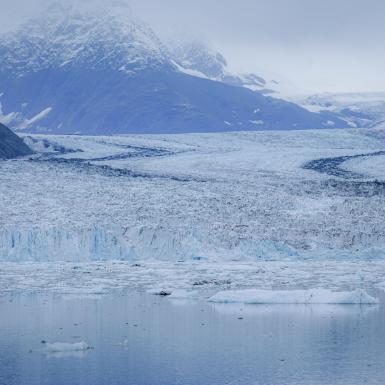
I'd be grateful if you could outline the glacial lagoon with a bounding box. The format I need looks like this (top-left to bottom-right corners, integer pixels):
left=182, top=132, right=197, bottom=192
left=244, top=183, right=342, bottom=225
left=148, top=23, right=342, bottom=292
left=1, top=292, right=384, bottom=385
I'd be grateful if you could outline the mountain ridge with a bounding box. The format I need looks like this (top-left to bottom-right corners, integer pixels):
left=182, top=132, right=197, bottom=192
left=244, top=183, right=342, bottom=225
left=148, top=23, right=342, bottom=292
left=0, top=3, right=347, bottom=134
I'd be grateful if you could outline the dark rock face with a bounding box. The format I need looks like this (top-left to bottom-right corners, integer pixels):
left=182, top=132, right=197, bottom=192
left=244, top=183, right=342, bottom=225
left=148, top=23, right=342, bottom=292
left=0, top=68, right=346, bottom=135
left=0, top=123, right=32, bottom=159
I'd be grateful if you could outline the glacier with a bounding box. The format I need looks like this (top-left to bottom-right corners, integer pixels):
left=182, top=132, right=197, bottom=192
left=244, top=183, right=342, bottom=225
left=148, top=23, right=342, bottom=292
left=0, top=226, right=133, bottom=262
left=0, top=226, right=301, bottom=263
left=1, top=129, right=385, bottom=298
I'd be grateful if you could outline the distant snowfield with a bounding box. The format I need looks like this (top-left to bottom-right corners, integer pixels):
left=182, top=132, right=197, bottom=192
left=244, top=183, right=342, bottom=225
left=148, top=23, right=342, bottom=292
left=291, top=92, right=385, bottom=128
left=1, top=128, right=385, bottom=300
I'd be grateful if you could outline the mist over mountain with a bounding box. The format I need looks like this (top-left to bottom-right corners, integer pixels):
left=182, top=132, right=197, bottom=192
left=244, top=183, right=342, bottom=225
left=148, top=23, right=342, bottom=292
left=0, top=3, right=346, bottom=134
left=169, top=40, right=291, bottom=95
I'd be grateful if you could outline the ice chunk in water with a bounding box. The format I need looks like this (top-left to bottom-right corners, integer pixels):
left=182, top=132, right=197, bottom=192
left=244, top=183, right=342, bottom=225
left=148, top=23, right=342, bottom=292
left=45, top=341, right=92, bottom=353
left=208, top=289, right=378, bottom=305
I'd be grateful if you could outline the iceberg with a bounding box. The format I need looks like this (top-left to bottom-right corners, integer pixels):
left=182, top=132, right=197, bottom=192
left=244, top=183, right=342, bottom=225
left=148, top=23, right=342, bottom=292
left=208, top=289, right=379, bottom=305
left=45, top=341, right=92, bottom=353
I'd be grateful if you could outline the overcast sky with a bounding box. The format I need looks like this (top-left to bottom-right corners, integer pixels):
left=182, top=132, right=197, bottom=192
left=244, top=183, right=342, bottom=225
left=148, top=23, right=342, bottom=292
left=1, top=0, right=385, bottom=94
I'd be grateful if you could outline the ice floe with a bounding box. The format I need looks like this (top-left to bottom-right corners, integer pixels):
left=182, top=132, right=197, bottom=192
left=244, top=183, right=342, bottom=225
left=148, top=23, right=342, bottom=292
left=45, top=341, right=92, bottom=353
left=208, top=289, right=379, bottom=305
left=1, top=260, right=385, bottom=299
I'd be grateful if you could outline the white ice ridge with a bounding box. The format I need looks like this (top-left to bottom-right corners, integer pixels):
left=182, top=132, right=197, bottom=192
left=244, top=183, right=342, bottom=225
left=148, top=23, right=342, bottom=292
left=0, top=226, right=298, bottom=262
left=0, top=226, right=191, bottom=262
left=0, top=227, right=133, bottom=262
left=208, top=289, right=379, bottom=305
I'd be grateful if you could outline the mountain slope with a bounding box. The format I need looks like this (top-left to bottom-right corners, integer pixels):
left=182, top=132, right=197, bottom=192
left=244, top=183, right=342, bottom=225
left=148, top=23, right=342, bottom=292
left=292, top=92, right=385, bottom=128
left=0, top=4, right=347, bottom=134
left=0, top=123, right=32, bottom=158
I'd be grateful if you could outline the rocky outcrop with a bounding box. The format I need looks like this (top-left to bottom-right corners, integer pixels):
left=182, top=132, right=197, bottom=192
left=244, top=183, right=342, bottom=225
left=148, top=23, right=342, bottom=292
left=0, top=123, right=32, bottom=159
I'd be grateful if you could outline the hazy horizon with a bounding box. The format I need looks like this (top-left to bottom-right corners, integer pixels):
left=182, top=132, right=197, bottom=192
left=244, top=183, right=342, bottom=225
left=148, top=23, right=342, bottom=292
left=1, top=0, right=384, bottom=94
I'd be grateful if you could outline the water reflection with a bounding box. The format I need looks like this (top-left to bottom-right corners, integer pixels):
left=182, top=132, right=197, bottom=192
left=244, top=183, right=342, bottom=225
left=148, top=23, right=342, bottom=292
left=0, top=292, right=384, bottom=385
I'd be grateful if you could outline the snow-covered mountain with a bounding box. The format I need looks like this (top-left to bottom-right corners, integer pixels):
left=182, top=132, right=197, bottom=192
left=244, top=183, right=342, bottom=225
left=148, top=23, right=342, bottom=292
left=0, top=3, right=346, bottom=134
left=293, top=92, right=385, bottom=128
left=170, top=40, right=228, bottom=80
left=171, top=41, right=385, bottom=128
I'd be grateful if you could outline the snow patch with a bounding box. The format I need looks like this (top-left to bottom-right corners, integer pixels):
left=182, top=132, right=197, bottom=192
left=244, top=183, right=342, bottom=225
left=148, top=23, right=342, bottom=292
left=171, top=60, right=209, bottom=80
left=323, top=120, right=336, bottom=127
left=249, top=120, right=264, bottom=125
left=0, top=99, right=20, bottom=125
left=15, top=107, right=52, bottom=130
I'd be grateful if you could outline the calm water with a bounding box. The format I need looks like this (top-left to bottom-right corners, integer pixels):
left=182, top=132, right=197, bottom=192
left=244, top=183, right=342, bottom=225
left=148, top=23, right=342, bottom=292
left=0, top=292, right=384, bottom=385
